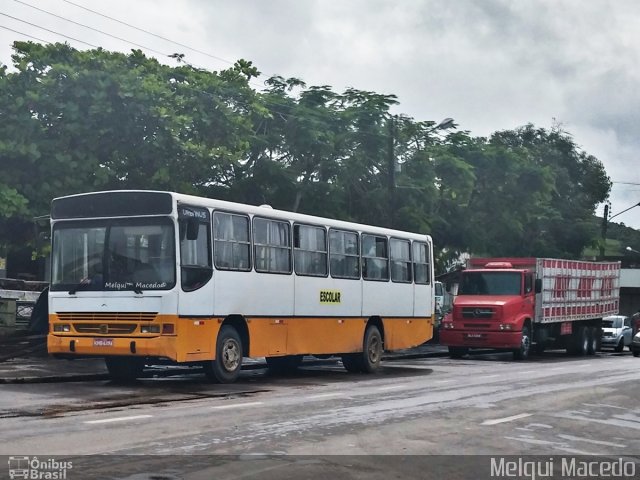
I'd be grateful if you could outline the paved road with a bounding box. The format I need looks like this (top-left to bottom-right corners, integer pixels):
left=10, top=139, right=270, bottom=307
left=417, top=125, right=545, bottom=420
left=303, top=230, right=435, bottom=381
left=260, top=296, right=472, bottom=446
left=1, top=350, right=639, bottom=478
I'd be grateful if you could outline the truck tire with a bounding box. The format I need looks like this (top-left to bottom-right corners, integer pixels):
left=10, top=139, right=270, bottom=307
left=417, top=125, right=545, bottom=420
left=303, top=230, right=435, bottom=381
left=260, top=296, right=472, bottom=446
left=577, top=326, right=589, bottom=356
left=204, top=325, right=243, bottom=383
left=513, top=325, right=531, bottom=360
left=633, top=350, right=640, bottom=358
left=587, top=327, right=598, bottom=355
left=448, top=347, right=468, bottom=359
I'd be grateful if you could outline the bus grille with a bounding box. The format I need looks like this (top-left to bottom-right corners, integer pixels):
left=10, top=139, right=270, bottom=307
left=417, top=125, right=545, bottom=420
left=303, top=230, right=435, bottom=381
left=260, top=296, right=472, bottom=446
left=74, top=323, right=137, bottom=334
left=57, top=312, right=158, bottom=322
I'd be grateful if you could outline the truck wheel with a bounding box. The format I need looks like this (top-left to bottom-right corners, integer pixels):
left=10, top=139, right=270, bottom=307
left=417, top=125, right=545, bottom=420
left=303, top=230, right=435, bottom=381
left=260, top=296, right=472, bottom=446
left=513, top=325, right=531, bottom=360
left=577, top=326, right=589, bottom=356
left=587, top=327, right=597, bottom=355
left=448, top=347, right=468, bottom=359
left=266, top=355, right=303, bottom=374
left=105, top=357, right=144, bottom=383
left=204, top=325, right=243, bottom=383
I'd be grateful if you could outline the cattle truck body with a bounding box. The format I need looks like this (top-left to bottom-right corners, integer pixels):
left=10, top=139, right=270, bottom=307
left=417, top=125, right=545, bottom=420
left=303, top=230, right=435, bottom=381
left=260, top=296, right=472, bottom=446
left=440, top=257, right=621, bottom=359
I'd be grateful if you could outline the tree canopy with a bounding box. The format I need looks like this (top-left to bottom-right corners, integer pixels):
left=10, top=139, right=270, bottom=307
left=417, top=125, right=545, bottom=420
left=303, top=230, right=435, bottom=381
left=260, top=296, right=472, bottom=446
left=0, top=42, right=617, bottom=272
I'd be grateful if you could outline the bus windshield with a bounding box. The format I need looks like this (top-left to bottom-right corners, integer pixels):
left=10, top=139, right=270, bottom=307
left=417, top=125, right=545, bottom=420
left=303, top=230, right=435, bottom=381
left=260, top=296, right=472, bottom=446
left=51, top=218, right=175, bottom=292
left=458, top=271, right=521, bottom=296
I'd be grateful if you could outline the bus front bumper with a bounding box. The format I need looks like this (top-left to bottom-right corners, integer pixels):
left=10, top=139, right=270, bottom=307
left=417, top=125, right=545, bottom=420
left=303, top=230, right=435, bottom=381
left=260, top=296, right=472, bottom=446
left=47, top=334, right=179, bottom=361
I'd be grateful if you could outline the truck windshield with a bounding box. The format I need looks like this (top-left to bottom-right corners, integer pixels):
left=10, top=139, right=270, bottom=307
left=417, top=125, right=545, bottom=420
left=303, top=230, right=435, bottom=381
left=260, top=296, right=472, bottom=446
left=458, top=271, right=521, bottom=295
left=51, top=218, right=175, bottom=292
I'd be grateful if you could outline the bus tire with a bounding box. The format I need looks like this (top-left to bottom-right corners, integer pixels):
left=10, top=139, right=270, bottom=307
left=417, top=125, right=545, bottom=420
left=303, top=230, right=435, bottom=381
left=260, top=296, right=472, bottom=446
left=205, top=325, right=243, bottom=383
left=360, top=326, right=383, bottom=373
left=105, top=357, right=144, bottom=383
left=266, top=355, right=303, bottom=374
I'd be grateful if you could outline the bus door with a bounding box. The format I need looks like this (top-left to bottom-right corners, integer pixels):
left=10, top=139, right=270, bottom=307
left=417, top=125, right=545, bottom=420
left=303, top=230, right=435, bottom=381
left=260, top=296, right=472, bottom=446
left=177, top=205, right=214, bottom=317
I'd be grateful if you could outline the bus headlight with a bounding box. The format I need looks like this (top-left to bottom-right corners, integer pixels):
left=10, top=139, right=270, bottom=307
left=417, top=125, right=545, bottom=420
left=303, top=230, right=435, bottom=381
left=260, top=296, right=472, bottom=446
left=140, top=324, right=161, bottom=334
left=499, top=324, right=514, bottom=331
left=53, top=324, right=71, bottom=332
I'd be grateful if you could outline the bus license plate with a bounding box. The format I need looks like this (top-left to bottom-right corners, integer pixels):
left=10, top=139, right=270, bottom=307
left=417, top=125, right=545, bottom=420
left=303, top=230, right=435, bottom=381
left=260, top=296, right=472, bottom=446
left=465, top=333, right=483, bottom=339
left=93, top=338, right=114, bottom=347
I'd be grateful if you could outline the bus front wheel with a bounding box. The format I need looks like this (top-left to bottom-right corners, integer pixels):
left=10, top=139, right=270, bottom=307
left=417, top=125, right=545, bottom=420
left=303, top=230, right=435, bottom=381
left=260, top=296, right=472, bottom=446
left=205, top=325, right=243, bottom=383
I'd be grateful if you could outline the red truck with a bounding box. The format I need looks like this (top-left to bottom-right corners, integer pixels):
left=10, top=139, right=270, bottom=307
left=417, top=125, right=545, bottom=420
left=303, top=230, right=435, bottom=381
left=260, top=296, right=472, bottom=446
left=440, top=258, right=621, bottom=359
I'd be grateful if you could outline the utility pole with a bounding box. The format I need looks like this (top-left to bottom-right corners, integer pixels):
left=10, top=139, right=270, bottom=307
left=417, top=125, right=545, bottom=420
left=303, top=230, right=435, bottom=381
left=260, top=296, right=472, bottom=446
left=387, top=115, right=396, bottom=228
left=599, top=203, right=609, bottom=259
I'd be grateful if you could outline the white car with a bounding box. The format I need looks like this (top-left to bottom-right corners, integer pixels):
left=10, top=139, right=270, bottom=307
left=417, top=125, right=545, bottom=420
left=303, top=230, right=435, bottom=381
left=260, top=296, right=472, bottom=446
left=601, top=315, right=633, bottom=352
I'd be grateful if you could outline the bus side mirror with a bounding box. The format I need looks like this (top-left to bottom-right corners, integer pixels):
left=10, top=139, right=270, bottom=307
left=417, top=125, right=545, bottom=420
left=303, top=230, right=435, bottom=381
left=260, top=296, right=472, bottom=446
left=534, top=278, right=542, bottom=294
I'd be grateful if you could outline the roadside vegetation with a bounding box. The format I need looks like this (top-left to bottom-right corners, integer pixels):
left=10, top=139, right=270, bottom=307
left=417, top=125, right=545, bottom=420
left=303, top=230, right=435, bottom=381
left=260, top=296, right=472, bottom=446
left=1, top=42, right=637, bottom=271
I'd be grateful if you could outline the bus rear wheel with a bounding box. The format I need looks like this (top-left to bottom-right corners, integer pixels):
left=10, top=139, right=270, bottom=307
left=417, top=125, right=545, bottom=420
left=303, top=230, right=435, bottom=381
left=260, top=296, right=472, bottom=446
left=205, top=325, right=243, bottom=383
left=105, top=357, right=144, bottom=383
left=341, top=325, right=383, bottom=373
left=361, top=326, right=383, bottom=373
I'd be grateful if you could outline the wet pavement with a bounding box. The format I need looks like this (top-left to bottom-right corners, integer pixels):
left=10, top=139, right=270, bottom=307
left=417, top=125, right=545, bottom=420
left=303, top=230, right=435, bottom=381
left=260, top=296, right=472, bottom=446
left=0, top=334, right=449, bottom=383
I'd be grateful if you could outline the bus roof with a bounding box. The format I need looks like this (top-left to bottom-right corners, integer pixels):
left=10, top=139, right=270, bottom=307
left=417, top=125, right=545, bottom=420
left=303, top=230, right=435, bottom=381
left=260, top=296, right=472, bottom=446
left=52, top=190, right=432, bottom=241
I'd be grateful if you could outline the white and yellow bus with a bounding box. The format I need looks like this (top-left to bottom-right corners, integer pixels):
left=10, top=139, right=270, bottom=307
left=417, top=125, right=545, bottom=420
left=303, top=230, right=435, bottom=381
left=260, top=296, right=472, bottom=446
left=48, top=191, right=435, bottom=382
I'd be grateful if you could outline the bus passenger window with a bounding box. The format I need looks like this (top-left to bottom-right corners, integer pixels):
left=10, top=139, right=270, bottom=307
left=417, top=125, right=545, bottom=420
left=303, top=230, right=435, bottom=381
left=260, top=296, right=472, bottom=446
left=362, top=234, right=389, bottom=281
left=390, top=238, right=412, bottom=283
left=294, top=224, right=327, bottom=276
left=329, top=229, right=359, bottom=279
left=253, top=218, right=291, bottom=274
left=214, top=212, right=251, bottom=271
left=413, top=242, right=430, bottom=284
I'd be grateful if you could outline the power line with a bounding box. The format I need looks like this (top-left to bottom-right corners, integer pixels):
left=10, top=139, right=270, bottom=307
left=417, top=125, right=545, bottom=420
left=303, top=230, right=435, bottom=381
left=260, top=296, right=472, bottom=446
left=13, top=0, right=171, bottom=59
left=61, top=0, right=236, bottom=68
left=0, top=12, right=98, bottom=48
left=0, top=24, right=50, bottom=44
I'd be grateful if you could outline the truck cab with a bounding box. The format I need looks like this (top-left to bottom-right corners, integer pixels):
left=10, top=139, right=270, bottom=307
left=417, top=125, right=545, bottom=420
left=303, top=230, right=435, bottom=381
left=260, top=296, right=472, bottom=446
left=440, top=261, right=536, bottom=359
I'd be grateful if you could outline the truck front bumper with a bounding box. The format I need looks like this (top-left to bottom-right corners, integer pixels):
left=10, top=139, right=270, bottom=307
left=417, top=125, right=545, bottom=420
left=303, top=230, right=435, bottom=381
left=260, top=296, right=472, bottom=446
left=439, top=330, right=522, bottom=349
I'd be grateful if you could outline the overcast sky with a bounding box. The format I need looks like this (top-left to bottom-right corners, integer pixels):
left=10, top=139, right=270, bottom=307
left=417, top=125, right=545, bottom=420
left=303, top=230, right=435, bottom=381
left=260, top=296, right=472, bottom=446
left=2, top=0, right=640, bottom=234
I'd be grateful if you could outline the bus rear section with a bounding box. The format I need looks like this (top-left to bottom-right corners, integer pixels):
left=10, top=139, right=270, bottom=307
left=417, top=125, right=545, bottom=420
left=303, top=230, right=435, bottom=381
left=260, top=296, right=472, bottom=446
left=48, top=190, right=435, bottom=382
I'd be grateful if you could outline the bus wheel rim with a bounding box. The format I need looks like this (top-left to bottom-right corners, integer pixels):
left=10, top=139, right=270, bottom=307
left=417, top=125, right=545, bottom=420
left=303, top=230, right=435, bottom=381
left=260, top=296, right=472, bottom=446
left=222, top=339, right=240, bottom=371
left=368, top=336, right=381, bottom=363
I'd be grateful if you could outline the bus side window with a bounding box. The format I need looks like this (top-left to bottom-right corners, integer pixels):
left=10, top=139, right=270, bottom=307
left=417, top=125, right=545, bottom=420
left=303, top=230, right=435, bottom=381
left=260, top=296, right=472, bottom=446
left=362, top=234, right=389, bottom=281
left=413, top=242, right=430, bottom=284
left=253, top=217, right=291, bottom=274
left=329, top=229, right=359, bottom=279
left=294, top=224, right=327, bottom=277
left=214, top=212, right=251, bottom=271
left=390, top=238, right=412, bottom=283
